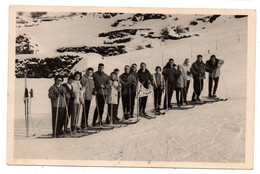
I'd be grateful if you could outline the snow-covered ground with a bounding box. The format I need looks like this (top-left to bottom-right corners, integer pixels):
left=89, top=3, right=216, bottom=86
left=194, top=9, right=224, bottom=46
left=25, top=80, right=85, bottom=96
left=13, top=14, right=247, bottom=163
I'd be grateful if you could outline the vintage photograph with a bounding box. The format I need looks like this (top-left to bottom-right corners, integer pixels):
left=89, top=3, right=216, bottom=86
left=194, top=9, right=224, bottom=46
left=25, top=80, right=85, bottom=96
left=7, top=6, right=255, bottom=168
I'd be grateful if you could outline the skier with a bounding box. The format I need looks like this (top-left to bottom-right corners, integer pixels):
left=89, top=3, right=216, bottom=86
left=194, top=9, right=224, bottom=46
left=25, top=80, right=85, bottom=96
left=120, top=65, right=137, bottom=119
left=106, top=72, right=121, bottom=123
left=152, top=66, right=165, bottom=115
left=190, top=55, right=206, bottom=102
left=176, top=65, right=186, bottom=107
left=181, top=58, right=191, bottom=104
left=137, top=62, right=153, bottom=116
left=62, top=75, right=75, bottom=133
left=48, top=75, right=68, bottom=138
left=162, top=58, right=180, bottom=109
left=130, top=63, right=138, bottom=116
left=92, top=63, right=110, bottom=126
left=72, top=71, right=85, bottom=133
left=205, top=55, right=224, bottom=98
left=80, top=67, right=95, bottom=130
left=113, top=68, right=121, bottom=119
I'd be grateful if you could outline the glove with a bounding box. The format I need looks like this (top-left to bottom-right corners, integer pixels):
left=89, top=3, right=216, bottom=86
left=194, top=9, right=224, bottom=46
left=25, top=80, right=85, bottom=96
left=187, top=71, right=191, bottom=76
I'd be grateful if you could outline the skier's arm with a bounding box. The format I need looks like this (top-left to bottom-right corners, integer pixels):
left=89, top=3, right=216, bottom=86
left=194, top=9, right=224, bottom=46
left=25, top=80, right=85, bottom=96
left=218, top=59, right=224, bottom=68
left=190, top=64, right=198, bottom=76
left=105, top=75, right=110, bottom=89
left=48, top=86, right=58, bottom=99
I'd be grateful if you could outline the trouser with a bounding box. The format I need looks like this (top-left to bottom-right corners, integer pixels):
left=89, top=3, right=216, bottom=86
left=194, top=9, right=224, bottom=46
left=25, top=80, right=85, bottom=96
left=63, top=99, right=74, bottom=132
left=139, top=96, right=148, bottom=114
left=93, top=94, right=106, bottom=124
left=71, top=104, right=81, bottom=131
left=208, top=76, right=219, bottom=95
left=176, top=87, right=184, bottom=105
left=154, top=87, right=163, bottom=111
left=106, top=104, right=118, bottom=122
left=130, top=92, right=136, bottom=116
left=52, top=107, right=65, bottom=136
left=183, top=80, right=190, bottom=102
left=164, top=81, right=175, bottom=108
left=122, top=94, right=130, bottom=116
left=81, top=100, right=91, bottom=129
left=193, top=79, right=204, bottom=98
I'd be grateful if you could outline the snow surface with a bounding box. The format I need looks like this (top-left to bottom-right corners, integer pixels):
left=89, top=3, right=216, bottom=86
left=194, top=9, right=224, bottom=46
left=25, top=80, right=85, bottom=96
left=14, top=14, right=247, bottom=163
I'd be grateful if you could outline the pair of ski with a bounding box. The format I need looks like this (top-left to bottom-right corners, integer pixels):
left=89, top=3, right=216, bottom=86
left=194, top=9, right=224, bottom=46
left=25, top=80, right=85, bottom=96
left=190, top=97, right=228, bottom=105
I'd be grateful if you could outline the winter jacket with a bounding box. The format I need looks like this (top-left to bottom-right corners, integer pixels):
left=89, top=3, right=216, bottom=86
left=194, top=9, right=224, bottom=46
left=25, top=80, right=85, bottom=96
left=72, top=81, right=84, bottom=104
left=119, top=73, right=137, bottom=95
left=205, top=58, right=224, bottom=78
left=81, top=74, right=95, bottom=101
left=137, top=69, right=153, bottom=89
left=162, top=62, right=181, bottom=89
left=176, top=66, right=187, bottom=88
left=182, top=63, right=191, bottom=81
left=152, top=73, right=165, bottom=89
left=93, top=71, right=110, bottom=96
left=190, top=60, right=206, bottom=79
left=62, top=83, right=75, bottom=102
left=48, top=84, right=68, bottom=108
left=107, top=80, right=120, bottom=105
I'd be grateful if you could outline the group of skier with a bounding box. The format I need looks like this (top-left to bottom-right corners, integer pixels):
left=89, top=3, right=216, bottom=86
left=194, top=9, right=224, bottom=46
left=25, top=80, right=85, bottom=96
left=48, top=54, right=224, bottom=138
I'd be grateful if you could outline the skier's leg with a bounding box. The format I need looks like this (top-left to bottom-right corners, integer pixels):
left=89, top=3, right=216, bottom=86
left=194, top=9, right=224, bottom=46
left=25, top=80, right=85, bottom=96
left=99, top=95, right=106, bottom=122
left=51, top=107, right=56, bottom=137
left=130, top=92, right=136, bottom=116
left=168, top=83, right=174, bottom=107
left=143, top=96, right=148, bottom=114
left=176, top=88, right=180, bottom=105
left=213, top=77, right=219, bottom=96
left=139, top=97, right=143, bottom=114
left=208, top=76, right=213, bottom=97
left=154, top=88, right=158, bottom=110
left=58, top=107, right=65, bottom=135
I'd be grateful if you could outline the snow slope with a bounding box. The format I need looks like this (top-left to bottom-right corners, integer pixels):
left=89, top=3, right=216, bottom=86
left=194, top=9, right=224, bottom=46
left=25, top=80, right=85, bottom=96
left=13, top=14, right=247, bottom=163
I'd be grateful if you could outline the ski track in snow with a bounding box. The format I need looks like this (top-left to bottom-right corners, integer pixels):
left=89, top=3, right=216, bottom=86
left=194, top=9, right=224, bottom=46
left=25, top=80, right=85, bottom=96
left=13, top=15, right=247, bottom=163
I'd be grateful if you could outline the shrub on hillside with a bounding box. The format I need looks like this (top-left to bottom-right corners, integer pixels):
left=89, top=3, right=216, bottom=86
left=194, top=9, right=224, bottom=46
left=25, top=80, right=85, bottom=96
left=30, top=12, right=47, bottom=19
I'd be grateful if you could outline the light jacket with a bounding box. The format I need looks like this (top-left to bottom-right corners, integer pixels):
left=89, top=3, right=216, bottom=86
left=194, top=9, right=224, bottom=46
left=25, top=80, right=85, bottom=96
left=182, top=63, right=191, bottom=81
left=81, top=74, right=95, bottom=101
left=72, top=81, right=84, bottom=104
left=152, top=73, right=165, bottom=89
left=48, top=84, right=68, bottom=108
left=176, top=66, right=187, bottom=88
left=107, top=80, right=120, bottom=105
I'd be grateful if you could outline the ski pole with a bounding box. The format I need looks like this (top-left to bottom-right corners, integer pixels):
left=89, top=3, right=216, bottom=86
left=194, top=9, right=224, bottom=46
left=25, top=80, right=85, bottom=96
left=29, top=89, right=36, bottom=136
left=54, top=94, right=60, bottom=138
left=165, top=79, right=169, bottom=111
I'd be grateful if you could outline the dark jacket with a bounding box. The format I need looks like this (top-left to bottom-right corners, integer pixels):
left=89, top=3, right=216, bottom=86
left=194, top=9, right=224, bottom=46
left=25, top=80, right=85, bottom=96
left=205, top=58, right=224, bottom=78
left=137, top=69, right=153, bottom=89
left=162, top=62, right=180, bottom=83
left=190, top=60, right=206, bottom=79
left=93, top=71, right=110, bottom=95
left=119, top=73, right=137, bottom=95
left=62, top=83, right=75, bottom=102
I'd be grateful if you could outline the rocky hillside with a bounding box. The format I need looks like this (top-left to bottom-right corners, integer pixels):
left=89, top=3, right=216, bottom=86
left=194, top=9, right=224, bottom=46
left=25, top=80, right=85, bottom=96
left=15, top=12, right=247, bottom=78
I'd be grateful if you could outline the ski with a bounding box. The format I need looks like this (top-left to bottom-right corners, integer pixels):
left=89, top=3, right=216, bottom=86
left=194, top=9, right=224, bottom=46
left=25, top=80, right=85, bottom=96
left=114, top=118, right=140, bottom=125
left=170, top=105, right=195, bottom=110
left=87, top=125, right=114, bottom=131
left=103, top=123, right=122, bottom=128
left=150, top=109, right=166, bottom=115
left=139, top=114, right=156, bottom=119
